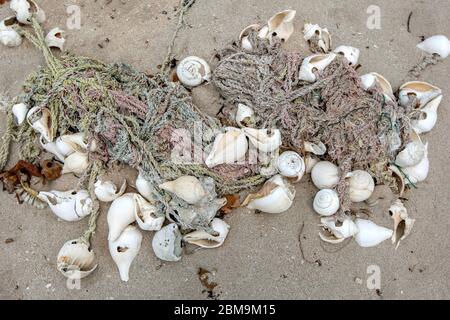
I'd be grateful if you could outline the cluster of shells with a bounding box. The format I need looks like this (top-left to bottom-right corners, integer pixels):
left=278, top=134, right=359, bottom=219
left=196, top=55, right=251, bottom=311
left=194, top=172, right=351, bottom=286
left=2, top=4, right=449, bottom=283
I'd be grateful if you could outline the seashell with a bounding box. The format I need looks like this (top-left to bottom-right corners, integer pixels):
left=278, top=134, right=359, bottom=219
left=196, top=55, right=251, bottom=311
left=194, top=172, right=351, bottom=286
left=277, top=151, right=305, bottom=182
left=242, top=174, right=295, bottom=214
left=401, top=143, right=429, bottom=185
left=10, top=0, right=46, bottom=25
left=183, top=218, right=230, bottom=248
left=257, top=25, right=270, bottom=39
left=239, top=24, right=259, bottom=51
left=398, top=81, right=442, bottom=107
left=12, top=103, right=28, bottom=125
left=61, top=151, right=89, bottom=175
left=134, top=194, right=164, bottom=231
left=176, top=56, right=211, bottom=87
left=319, top=217, right=359, bottom=244
left=56, top=133, right=89, bottom=156
left=267, top=10, right=296, bottom=43
left=360, top=72, right=394, bottom=102
left=411, top=95, right=442, bottom=134
left=354, top=219, right=393, bottom=248
left=389, top=165, right=406, bottom=197
left=395, top=130, right=426, bottom=168
left=57, top=238, right=97, bottom=279
left=40, top=137, right=66, bottom=163
left=205, top=127, right=248, bottom=168
left=235, top=103, right=255, bottom=127
left=346, top=170, right=375, bottom=203
left=152, top=223, right=183, bottom=262
left=313, top=189, right=340, bottom=216
left=94, top=179, right=127, bottom=202
left=304, top=141, right=327, bottom=155
left=417, top=35, right=450, bottom=58
left=45, top=27, right=65, bottom=51
left=135, top=172, right=155, bottom=201
left=26, top=106, right=54, bottom=143
left=299, top=53, right=336, bottom=82
left=389, top=200, right=415, bottom=249
left=303, top=23, right=332, bottom=53
left=159, top=175, right=207, bottom=205
left=334, top=45, right=360, bottom=66
left=311, top=161, right=340, bottom=189
left=38, top=189, right=93, bottom=222
left=107, top=193, right=137, bottom=241
left=0, top=16, right=22, bottom=47
left=243, top=127, right=282, bottom=153
left=305, top=154, right=319, bottom=173
left=108, top=225, right=142, bottom=282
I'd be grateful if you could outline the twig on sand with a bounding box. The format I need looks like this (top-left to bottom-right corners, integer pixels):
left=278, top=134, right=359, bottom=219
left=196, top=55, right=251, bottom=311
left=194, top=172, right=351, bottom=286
left=298, top=221, right=321, bottom=266
left=407, top=12, right=413, bottom=33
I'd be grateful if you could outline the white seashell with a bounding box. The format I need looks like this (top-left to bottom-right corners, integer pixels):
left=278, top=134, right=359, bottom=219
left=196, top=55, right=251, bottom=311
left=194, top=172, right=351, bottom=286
left=389, top=165, right=406, bottom=197
left=239, top=24, right=259, bottom=51
left=277, top=151, right=305, bottom=182
left=257, top=25, right=269, bottom=39
left=235, top=103, right=255, bottom=127
left=159, top=175, right=207, bottom=205
left=38, top=189, right=93, bottom=222
left=311, top=161, right=340, bottom=189
left=395, top=130, right=426, bottom=168
left=243, top=127, right=282, bottom=153
left=360, top=72, right=394, bottom=102
left=134, top=194, right=164, bottom=231
left=55, top=133, right=88, bottom=157
left=61, top=151, right=89, bottom=175
left=402, top=143, right=429, bottom=184
left=313, top=189, right=340, bottom=216
left=12, top=103, right=28, bottom=125
left=267, top=10, right=296, bottom=43
left=299, top=53, right=336, bottom=82
left=242, top=174, right=295, bottom=214
left=94, top=179, right=127, bottom=202
left=346, top=170, right=375, bottom=203
left=205, top=127, right=248, bottom=168
left=152, top=223, right=183, bottom=262
left=417, top=35, right=450, bottom=58
left=398, top=81, right=442, bottom=107
left=304, top=141, right=327, bottom=155
left=354, top=219, right=393, bottom=248
left=57, top=238, right=97, bottom=279
left=389, top=200, right=415, bottom=249
left=305, top=154, right=319, bottom=174
left=10, top=0, right=46, bottom=25
left=319, top=217, right=359, bottom=244
left=176, top=56, right=211, bottom=87
left=183, top=218, right=230, bottom=248
left=303, top=23, right=332, bottom=53
left=334, top=45, right=360, bottom=66
left=26, top=106, right=54, bottom=143
left=108, top=225, right=142, bottom=282
left=0, top=16, right=22, bottom=47
left=107, top=193, right=137, bottom=241
left=135, top=172, right=155, bottom=201
left=411, top=95, right=442, bottom=134
left=45, top=27, right=65, bottom=51
left=40, top=137, right=66, bottom=163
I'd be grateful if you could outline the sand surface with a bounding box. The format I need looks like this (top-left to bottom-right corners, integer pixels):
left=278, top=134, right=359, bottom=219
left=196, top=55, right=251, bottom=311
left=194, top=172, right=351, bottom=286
left=1, top=0, right=449, bottom=300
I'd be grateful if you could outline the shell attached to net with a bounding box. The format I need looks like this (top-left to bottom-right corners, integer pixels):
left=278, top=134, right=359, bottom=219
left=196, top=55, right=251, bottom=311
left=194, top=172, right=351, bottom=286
left=176, top=56, right=211, bottom=87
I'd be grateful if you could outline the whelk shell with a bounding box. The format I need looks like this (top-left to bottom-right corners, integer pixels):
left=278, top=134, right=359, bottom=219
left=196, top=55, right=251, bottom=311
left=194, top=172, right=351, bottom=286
left=183, top=218, right=230, bottom=249
left=57, top=238, right=97, bottom=279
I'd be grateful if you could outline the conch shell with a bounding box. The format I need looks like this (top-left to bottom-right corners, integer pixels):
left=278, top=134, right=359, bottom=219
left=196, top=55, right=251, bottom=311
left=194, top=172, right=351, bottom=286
left=360, top=72, right=394, bottom=102
left=398, top=81, right=442, bottom=107
left=159, top=175, right=207, bottom=205
left=94, top=179, right=127, bottom=202
left=57, top=238, right=97, bottom=279
left=27, top=106, right=54, bottom=143
left=265, top=10, right=296, bottom=44
left=205, top=127, right=248, bottom=168
left=334, top=45, right=360, bottom=66
left=319, top=217, right=359, bottom=244
left=389, top=200, right=415, bottom=249
left=303, top=23, right=331, bottom=53
left=417, top=35, right=450, bottom=58
left=299, top=53, right=336, bottom=82
left=243, top=128, right=282, bottom=153
left=38, top=189, right=93, bottom=222
left=183, top=218, right=230, bottom=248
left=395, top=130, right=426, bottom=168
left=10, top=0, right=46, bottom=25
left=354, top=219, right=393, bottom=248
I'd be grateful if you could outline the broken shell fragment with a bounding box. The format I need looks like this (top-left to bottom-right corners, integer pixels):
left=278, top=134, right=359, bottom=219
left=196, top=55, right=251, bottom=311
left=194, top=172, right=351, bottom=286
left=26, top=106, right=54, bottom=143
left=311, top=161, right=340, bottom=189
left=183, top=218, right=230, bottom=248
left=135, top=172, right=155, bottom=202
left=205, top=127, right=248, bottom=168
left=299, top=53, right=336, bottom=82
left=354, top=219, right=393, bottom=248
left=242, top=174, right=295, bottom=214
left=303, top=23, right=332, bottom=53
left=108, top=225, right=142, bottom=282
left=360, top=72, right=394, bottom=102
left=0, top=16, right=22, bottom=47
left=57, top=238, right=97, bottom=279
left=40, top=138, right=66, bottom=163
left=152, top=223, right=183, bottom=262
left=56, top=133, right=89, bottom=157
left=346, top=170, right=375, bottom=203
left=401, top=143, right=429, bottom=184
left=277, top=151, right=305, bottom=182
left=395, top=130, right=426, bottom=168
left=134, top=194, right=164, bottom=231
left=313, top=189, right=340, bottom=216
left=176, top=56, right=211, bottom=87
left=38, top=189, right=93, bottom=222
left=411, top=95, right=442, bottom=134
left=417, top=35, right=450, bottom=58
left=61, top=151, right=89, bottom=176
left=389, top=165, right=406, bottom=197
left=159, top=175, right=207, bottom=205
left=94, top=179, right=127, bottom=202
left=107, top=193, right=137, bottom=241
left=243, top=128, right=282, bottom=153
left=45, top=27, right=66, bottom=51
left=319, top=217, right=358, bottom=244
left=267, top=10, right=296, bottom=43
left=389, top=200, right=415, bottom=249
left=304, top=141, right=327, bottom=155
left=235, top=103, right=255, bottom=127
left=239, top=24, right=259, bottom=51
left=10, top=0, right=46, bottom=25
left=305, top=154, right=319, bottom=174
left=334, top=45, right=360, bottom=66
left=12, top=103, right=29, bottom=125
left=398, top=81, right=442, bottom=107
